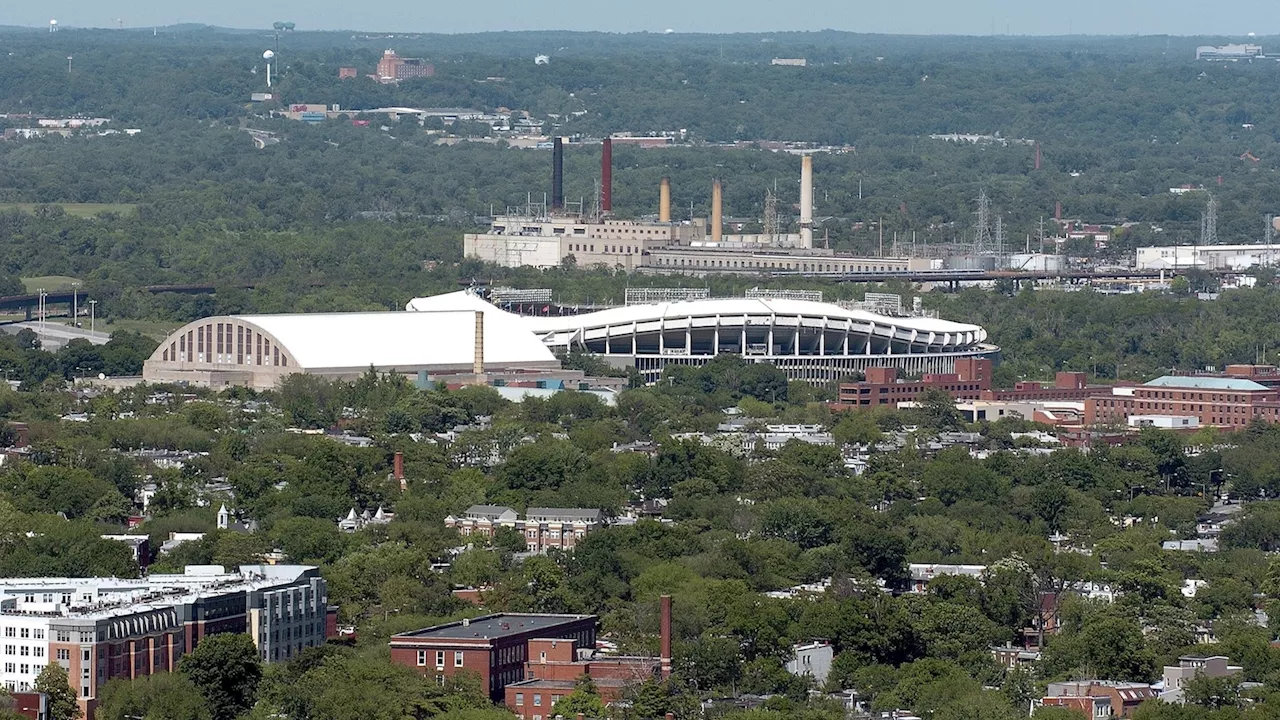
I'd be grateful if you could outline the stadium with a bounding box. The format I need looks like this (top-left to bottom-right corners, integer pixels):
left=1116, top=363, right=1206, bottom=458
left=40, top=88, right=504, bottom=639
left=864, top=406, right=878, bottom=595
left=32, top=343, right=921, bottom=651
left=407, top=290, right=996, bottom=384
left=142, top=289, right=994, bottom=389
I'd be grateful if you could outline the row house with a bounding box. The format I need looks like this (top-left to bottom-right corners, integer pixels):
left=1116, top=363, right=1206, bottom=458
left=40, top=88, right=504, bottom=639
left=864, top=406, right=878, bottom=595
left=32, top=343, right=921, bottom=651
left=445, top=506, right=604, bottom=552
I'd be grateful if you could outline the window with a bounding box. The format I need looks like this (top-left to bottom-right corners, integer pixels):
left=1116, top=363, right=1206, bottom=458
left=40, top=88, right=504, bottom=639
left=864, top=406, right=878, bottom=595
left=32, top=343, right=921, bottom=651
left=32, top=630, right=42, bottom=640
left=33, top=648, right=42, bottom=658
left=18, top=648, right=27, bottom=657
left=435, top=651, right=444, bottom=669
left=1, top=629, right=10, bottom=638
left=534, top=694, right=542, bottom=707
left=19, top=665, right=28, bottom=675
left=2, top=664, right=10, bottom=673
left=18, top=630, right=27, bottom=639
left=515, top=693, right=524, bottom=706
left=454, top=651, right=464, bottom=668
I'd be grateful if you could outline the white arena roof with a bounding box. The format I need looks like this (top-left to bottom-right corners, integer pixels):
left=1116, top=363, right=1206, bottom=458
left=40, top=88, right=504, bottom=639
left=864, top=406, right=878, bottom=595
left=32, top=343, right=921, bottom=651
left=238, top=311, right=554, bottom=369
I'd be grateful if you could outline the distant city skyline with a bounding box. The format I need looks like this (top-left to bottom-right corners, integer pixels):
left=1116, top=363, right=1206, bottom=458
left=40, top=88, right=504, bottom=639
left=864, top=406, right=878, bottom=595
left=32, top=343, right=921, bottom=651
left=6, top=0, right=1279, bottom=37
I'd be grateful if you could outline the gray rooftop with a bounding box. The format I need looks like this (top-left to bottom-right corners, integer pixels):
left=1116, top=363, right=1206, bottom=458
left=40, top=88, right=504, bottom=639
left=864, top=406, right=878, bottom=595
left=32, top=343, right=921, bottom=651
left=395, top=613, right=594, bottom=640
left=1144, top=376, right=1269, bottom=391
left=525, top=508, right=603, bottom=521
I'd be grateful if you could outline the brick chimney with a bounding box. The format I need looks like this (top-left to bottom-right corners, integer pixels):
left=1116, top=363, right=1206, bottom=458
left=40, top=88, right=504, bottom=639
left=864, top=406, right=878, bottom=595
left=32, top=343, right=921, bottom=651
left=660, top=594, right=672, bottom=678
left=393, top=451, right=405, bottom=491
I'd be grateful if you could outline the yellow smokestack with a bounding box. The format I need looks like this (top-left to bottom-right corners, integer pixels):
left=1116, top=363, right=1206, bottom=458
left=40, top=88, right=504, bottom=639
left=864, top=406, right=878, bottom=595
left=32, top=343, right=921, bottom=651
left=659, top=177, right=671, bottom=223
left=711, top=179, right=723, bottom=242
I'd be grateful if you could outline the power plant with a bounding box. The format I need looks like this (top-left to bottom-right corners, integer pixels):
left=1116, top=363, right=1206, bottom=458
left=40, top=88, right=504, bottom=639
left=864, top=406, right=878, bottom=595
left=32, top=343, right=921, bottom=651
left=463, top=139, right=934, bottom=275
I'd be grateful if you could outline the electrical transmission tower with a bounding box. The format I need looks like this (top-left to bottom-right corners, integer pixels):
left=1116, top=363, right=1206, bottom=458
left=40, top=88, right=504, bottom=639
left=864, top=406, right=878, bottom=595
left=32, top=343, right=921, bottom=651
left=973, top=188, right=993, bottom=255
left=763, top=185, right=780, bottom=245
left=1199, top=194, right=1218, bottom=245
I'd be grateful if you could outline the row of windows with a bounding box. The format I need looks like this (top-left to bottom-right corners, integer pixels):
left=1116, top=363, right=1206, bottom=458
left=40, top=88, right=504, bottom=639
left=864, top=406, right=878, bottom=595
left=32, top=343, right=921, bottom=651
left=514, top=692, right=564, bottom=707
left=1, top=628, right=42, bottom=639
left=2, top=646, right=43, bottom=657
left=162, top=323, right=290, bottom=368
left=416, top=650, right=466, bottom=669
left=0, top=663, right=41, bottom=678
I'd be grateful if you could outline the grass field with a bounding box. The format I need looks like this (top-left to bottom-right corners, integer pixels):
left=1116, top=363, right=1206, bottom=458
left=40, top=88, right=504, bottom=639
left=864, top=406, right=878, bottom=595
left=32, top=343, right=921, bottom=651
left=95, top=319, right=182, bottom=341
left=0, top=202, right=137, bottom=218
left=21, top=276, right=82, bottom=293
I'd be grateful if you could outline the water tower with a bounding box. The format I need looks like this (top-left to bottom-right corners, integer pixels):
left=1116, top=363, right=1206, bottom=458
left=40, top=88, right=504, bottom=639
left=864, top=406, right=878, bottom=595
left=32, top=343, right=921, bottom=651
left=49, top=19, right=58, bottom=33
left=262, top=50, right=275, bottom=87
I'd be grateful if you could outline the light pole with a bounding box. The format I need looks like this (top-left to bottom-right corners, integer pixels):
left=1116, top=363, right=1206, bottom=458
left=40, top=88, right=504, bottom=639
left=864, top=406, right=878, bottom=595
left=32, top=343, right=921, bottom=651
left=89, top=299, right=97, bottom=334
left=72, top=282, right=80, bottom=327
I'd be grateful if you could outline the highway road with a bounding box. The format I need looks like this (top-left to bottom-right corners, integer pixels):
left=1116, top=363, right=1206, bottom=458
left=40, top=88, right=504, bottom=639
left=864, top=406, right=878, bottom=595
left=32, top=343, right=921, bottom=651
left=4, top=321, right=110, bottom=350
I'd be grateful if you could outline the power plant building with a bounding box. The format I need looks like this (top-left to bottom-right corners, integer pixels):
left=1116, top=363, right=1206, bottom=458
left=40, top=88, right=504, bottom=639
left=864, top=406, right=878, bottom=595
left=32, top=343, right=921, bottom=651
left=462, top=146, right=925, bottom=275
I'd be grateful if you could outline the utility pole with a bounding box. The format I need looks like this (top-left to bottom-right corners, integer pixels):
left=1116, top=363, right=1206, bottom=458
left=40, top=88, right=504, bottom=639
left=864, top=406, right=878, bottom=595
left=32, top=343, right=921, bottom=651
left=89, top=299, right=97, bottom=334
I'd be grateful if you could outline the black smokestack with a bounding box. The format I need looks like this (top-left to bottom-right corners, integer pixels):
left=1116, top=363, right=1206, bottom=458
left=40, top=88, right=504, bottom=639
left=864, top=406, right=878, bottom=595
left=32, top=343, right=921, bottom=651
left=552, top=137, right=564, bottom=211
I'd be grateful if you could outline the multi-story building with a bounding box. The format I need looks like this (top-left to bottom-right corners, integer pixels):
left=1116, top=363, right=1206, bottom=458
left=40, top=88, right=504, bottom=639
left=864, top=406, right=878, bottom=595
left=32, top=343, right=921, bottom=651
left=376, top=49, right=434, bottom=81
left=389, top=613, right=599, bottom=702
left=444, top=506, right=604, bottom=552
left=1159, top=656, right=1242, bottom=703
left=836, top=358, right=993, bottom=407
left=0, top=565, right=331, bottom=719
left=1085, top=376, right=1280, bottom=430
left=1041, top=681, right=1156, bottom=719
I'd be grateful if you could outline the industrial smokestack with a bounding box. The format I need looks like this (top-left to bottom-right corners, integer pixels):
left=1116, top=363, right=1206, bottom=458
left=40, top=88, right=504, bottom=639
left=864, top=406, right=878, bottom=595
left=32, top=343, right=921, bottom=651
left=551, top=137, right=564, bottom=211
left=660, top=595, right=673, bottom=678
left=473, top=311, right=485, bottom=378
left=800, top=154, right=814, bottom=247
left=711, top=179, right=723, bottom=242
left=601, top=137, right=613, bottom=214
left=659, top=177, right=672, bottom=223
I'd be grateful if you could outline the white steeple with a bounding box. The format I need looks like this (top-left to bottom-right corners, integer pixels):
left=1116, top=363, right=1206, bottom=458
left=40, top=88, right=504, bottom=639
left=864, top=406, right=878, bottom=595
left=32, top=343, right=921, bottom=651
left=217, top=504, right=230, bottom=530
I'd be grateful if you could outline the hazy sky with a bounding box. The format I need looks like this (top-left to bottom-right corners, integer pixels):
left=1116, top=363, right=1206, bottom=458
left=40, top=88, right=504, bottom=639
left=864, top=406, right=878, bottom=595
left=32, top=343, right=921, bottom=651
left=7, top=0, right=1277, bottom=36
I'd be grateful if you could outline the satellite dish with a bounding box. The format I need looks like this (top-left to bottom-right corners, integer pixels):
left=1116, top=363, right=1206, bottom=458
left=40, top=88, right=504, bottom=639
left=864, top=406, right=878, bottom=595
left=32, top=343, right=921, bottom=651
left=263, top=50, right=275, bottom=60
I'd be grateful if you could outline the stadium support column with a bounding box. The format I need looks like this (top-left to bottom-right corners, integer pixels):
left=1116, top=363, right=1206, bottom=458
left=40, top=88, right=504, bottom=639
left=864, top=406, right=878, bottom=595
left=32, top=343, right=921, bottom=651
left=800, top=154, right=814, bottom=248
left=473, top=312, right=485, bottom=379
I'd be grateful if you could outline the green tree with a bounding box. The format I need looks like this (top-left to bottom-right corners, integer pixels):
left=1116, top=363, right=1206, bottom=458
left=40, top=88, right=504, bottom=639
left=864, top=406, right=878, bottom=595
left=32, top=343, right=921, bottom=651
left=34, top=663, right=82, bottom=720
left=553, top=676, right=607, bottom=719
left=1183, top=674, right=1241, bottom=710
left=178, top=633, right=263, bottom=720
left=96, top=672, right=211, bottom=720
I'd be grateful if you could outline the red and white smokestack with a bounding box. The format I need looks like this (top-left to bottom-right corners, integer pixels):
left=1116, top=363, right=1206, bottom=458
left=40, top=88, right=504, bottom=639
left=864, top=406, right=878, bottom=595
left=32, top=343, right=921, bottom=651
left=711, top=180, right=723, bottom=243
left=660, top=594, right=672, bottom=678
left=601, top=137, right=613, bottom=214
left=800, top=154, right=814, bottom=248
left=393, top=451, right=405, bottom=490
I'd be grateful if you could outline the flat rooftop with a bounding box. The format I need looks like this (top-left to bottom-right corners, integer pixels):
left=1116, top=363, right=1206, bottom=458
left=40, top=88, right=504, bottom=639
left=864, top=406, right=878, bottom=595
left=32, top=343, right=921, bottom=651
left=395, top=613, right=594, bottom=640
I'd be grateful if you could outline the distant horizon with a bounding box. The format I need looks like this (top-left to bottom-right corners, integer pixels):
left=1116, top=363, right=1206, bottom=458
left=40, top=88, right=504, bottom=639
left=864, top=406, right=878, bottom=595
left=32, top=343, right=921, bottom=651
left=4, top=22, right=1278, bottom=41
left=6, top=0, right=1280, bottom=37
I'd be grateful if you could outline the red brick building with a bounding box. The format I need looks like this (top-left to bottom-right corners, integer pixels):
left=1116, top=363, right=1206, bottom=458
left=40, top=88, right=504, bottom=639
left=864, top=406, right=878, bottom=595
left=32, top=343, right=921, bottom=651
left=504, top=596, right=672, bottom=720
left=389, top=614, right=598, bottom=702
left=338, top=67, right=358, bottom=79
left=1085, top=376, right=1280, bottom=430
left=376, top=50, right=434, bottom=81
left=836, top=358, right=993, bottom=407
